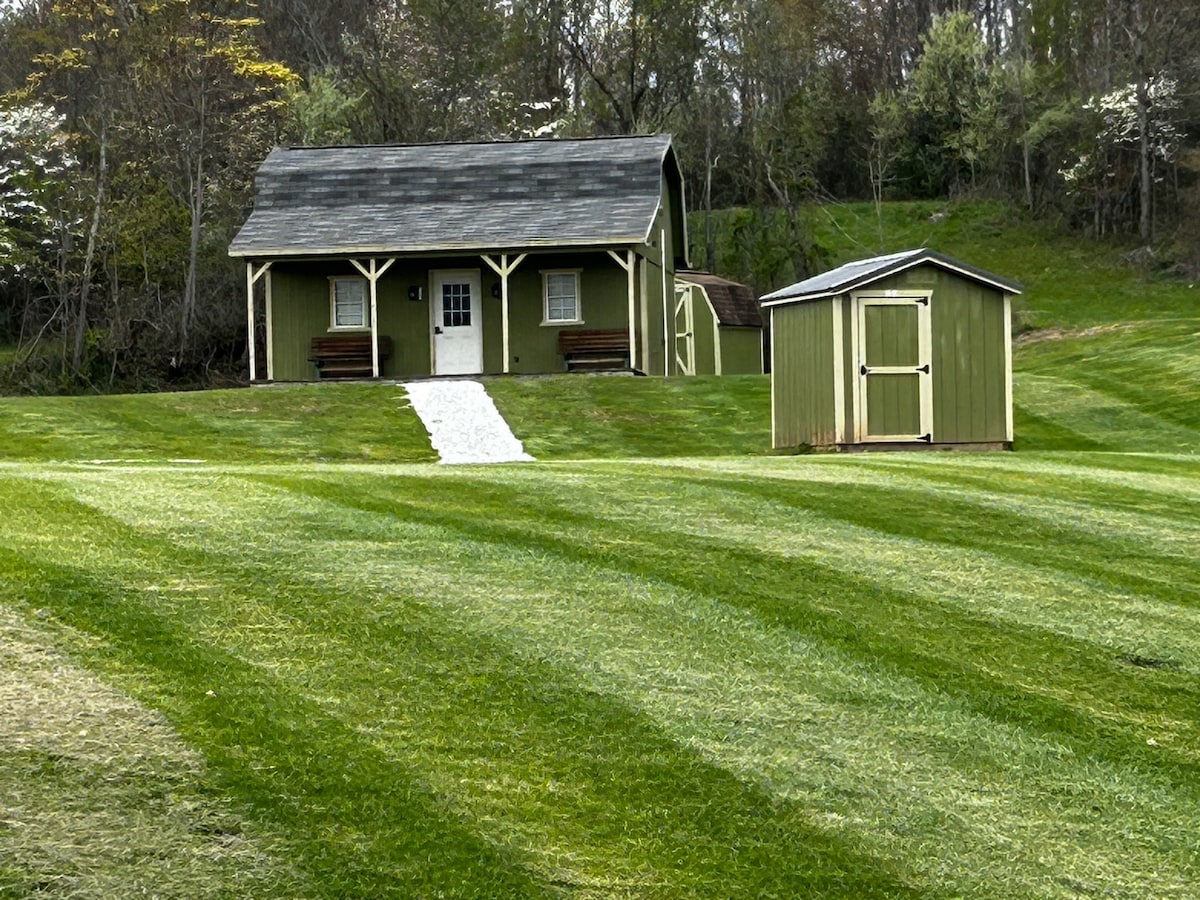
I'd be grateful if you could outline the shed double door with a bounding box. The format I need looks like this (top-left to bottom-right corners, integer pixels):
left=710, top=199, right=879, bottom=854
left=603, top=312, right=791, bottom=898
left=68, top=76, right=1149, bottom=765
left=673, top=285, right=698, bottom=376
left=852, top=294, right=933, bottom=443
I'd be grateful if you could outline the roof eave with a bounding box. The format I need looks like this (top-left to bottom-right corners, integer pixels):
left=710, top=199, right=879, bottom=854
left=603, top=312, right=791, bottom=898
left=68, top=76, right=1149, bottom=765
left=228, top=234, right=649, bottom=260
left=762, top=252, right=1023, bottom=305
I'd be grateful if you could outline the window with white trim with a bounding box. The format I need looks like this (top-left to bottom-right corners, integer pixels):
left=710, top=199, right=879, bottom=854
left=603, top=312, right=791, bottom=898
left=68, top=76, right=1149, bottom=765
left=329, top=277, right=368, bottom=330
left=542, top=270, right=582, bottom=324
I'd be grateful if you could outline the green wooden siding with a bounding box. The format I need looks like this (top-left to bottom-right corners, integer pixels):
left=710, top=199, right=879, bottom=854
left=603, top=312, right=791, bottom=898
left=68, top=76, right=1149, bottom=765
left=692, top=300, right=717, bottom=376
left=503, top=253, right=631, bottom=374
left=716, top=326, right=763, bottom=375
left=838, top=298, right=854, bottom=442
left=771, top=301, right=835, bottom=448
left=929, top=272, right=1008, bottom=442
left=266, top=253, right=637, bottom=379
left=648, top=176, right=677, bottom=376
left=864, top=304, right=919, bottom=367
left=269, top=267, right=329, bottom=381
left=866, top=374, right=922, bottom=436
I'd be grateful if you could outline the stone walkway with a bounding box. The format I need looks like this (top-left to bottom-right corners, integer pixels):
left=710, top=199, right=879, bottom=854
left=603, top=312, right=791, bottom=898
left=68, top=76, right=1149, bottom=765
left=403, top=379, right=535, bottom=465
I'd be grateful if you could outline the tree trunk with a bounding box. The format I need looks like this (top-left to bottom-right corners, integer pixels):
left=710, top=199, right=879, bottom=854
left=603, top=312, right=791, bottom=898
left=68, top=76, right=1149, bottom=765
left=73, top=118, right=107, bottom=374
left=1137, top=78, right=1152, bottom=244
left=180, top=92, right=206, bottom=359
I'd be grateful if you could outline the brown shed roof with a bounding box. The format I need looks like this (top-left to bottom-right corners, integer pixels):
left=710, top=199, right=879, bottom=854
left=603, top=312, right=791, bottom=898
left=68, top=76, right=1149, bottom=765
left=676, top=271, right=762, bottom=328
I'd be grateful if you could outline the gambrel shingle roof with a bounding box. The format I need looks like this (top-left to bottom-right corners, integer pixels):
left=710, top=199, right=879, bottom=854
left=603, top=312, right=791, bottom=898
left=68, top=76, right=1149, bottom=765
left=229, top=135, right=681, bottom=259
left=760, top=248, right=1022, bottom=305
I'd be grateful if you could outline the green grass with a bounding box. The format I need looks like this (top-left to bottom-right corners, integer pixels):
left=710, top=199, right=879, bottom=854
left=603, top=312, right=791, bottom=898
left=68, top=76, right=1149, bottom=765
left=0, top=382, right=435, bottom=463
left=2, top=201, right=1200, bottom=896
left=1, top=454, right=1198, bottom=897
left=485, top=374, right=770, bottom=459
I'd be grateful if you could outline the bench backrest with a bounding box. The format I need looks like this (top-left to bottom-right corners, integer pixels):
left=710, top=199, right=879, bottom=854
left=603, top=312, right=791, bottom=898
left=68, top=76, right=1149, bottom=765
left=557, top=329, right=630, bottom=355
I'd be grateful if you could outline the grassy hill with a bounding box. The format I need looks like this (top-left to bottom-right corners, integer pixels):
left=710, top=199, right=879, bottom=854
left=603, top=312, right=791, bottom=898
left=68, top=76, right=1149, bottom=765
left=2, top=203, right=1200, bottom=897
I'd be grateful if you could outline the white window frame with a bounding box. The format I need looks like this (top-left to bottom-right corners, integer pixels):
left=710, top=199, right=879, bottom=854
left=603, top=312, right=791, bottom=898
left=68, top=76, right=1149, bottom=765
left=328, top=276, right=370, bottom=331
left=541, top=269, right=583, bottom=325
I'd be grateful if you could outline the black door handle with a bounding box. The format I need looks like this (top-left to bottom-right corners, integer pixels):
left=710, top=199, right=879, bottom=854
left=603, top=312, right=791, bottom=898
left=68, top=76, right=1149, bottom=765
left=434, top=327, right=443, bottom=335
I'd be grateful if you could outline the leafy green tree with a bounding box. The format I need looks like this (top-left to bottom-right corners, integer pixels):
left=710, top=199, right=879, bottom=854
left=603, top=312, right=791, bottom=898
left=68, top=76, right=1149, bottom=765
left=906, top=11, right=1007, bottom=195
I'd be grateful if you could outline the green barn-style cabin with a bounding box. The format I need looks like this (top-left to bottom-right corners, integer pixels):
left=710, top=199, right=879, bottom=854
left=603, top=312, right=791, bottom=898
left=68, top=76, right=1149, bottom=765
left=229, top=135, right=760, bottom=381
left=762, top=249, right=1022, bottom=451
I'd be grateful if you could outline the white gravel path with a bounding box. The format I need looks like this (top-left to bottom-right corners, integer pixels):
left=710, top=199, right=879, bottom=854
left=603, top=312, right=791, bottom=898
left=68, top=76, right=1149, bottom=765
left=403, top=379, right=535, bottom=465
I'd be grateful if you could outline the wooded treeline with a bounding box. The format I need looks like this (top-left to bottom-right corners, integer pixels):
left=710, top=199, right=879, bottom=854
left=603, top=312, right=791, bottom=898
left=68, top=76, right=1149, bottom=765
left=0, top=0, right=1197, bottom=391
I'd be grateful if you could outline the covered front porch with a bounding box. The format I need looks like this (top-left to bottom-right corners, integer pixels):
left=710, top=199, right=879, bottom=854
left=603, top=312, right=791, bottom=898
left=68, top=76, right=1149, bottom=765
left=244, top=243, right=673, bottom=382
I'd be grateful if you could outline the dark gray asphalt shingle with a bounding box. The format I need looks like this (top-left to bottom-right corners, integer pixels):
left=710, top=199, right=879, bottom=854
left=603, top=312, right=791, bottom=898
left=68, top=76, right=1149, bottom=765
left=229, top=136, right=676, bottom=257
left=760, top=249, right=1022, bottom=303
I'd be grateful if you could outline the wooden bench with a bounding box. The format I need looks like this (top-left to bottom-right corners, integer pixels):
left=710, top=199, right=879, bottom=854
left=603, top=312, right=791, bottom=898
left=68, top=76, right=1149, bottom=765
left=309, top=335, right=392, bottom=378
left=557, top=329, right=630, bottom=371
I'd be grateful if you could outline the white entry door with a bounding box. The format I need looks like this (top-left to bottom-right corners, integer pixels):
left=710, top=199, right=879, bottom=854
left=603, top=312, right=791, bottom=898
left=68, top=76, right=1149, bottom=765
left=432, top=270, right=483, bottom=375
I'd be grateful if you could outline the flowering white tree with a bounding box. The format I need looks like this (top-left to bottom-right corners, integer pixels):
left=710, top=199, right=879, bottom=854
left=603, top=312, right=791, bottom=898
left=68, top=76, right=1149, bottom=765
left=1061, top=76, right=1182, bottom=241
left=0, top=103, right=77, bottom=283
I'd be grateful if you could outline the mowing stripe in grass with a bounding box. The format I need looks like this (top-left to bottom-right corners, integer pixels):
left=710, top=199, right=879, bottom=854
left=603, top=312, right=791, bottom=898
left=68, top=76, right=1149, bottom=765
left=1012, top=373, right=1200, bottom=451
left=856, top=455, right=1200, bottom=529
left=208, top=469, right=1200, bottom=896
left=0, top=475, right=933, bottom=899
left=12, top=462, right=1200, bottom=894
left=697, top=473, right=1200, bottom=619
left=0, top=610, right=303, bottom=899
left=1011, top=404, right=1114, bottom=451
left=325, top=467, right=1200, bottom=756
left=0, top=550, right=556, bottom=899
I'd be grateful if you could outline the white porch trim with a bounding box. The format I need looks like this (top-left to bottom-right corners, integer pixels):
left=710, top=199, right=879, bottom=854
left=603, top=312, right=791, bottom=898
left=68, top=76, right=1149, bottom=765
left=349, top=257, right=396, bottom=377
left=481, top=253, right=528, bottom=374
left=607, top=249, right=638, bottom=371
left=245, top=261, right=271, bottom=381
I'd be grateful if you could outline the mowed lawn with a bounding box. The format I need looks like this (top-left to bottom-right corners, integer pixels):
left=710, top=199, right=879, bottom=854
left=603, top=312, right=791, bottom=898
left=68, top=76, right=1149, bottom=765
left=2, top=450, right=1198, bottom=897
left=3, top=201, right=1200, bottom=896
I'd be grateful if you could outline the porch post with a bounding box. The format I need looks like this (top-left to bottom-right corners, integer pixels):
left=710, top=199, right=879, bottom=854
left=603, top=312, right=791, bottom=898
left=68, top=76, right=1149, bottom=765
left=369, top=261, right=379, bottom=377
left=264, top=265, right=275, bottom=381
left=627, top=249, right=637, bottom=370
left=606, top=249, right=638, bottom=371
left=350, top=257, right=396, bottom=378
left=246, top=261, right=272, bottom=382
left=246, top=263, right=256, bottom=381
left=481, top=253, right=527, bottom=375
left=660, top=229, right=669, bottom=377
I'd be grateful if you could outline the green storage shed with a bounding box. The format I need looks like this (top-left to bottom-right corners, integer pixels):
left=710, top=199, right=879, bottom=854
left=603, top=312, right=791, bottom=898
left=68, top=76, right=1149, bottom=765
left=672, top=272, right=763, bottom=375
left=762, top=249, right=1022, bottom=451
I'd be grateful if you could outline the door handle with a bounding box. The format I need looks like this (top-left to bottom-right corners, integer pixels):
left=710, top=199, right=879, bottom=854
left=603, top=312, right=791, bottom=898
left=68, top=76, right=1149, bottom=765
left=434, top=327, right=443, bottom=335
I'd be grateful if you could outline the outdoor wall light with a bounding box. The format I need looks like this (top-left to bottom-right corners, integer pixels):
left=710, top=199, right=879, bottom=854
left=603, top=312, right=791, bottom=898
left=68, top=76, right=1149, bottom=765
left=408, top=285, right=423, bottom=302
left=490, top=282, right=502, bottom=299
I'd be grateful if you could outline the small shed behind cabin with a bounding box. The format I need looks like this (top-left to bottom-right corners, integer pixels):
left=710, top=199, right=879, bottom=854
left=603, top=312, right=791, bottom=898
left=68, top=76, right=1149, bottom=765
left=761, top=249, right=1022, bottom=451
left=672, top=271, right=763, bottom=376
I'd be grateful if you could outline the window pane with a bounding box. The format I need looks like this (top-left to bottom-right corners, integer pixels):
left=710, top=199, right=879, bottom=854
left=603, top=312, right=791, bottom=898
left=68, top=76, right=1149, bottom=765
left=545, top=273, right=578, bottom=322
left=442, top=282, right=471, bottom=328
left=334, top=279, right=366, bottom=327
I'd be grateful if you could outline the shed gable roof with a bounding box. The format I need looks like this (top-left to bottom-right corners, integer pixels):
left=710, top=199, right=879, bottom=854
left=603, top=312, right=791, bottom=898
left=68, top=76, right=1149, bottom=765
left=676, top=271, right=762, bottom=328
left=760, top=249, right=1022, bottom=305
left=229, top=135, right=680, bottom=259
